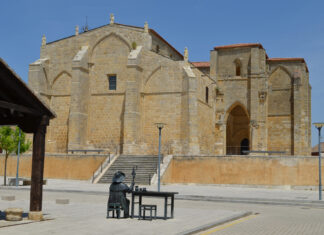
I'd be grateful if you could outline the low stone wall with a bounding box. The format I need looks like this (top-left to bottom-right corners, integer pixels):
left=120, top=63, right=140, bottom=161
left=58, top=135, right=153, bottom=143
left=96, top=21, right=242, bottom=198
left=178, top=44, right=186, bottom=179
left=0, top=154, right=107, bottom=180
left=162, top=155, right=324, bottom=186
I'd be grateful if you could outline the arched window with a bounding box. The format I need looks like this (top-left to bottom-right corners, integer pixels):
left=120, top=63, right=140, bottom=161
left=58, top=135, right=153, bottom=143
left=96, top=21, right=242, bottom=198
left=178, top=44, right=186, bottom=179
left=234, top=59, right=241, bottom=76
left=205, top=86, right=209, bottom=103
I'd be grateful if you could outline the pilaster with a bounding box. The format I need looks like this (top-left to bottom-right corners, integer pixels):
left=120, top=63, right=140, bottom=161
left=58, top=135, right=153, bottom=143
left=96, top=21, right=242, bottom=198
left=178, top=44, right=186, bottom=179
left=293, top=74, right=302, bottom=155
left=123, top=46, right=143, bottom=154
left=249, top=47, right=267, bottom=152
left=68, top=46, right=90, bottom=150
left=28, top=58, right=49, bottom=104
left=183, top=65, right=200, bottom=155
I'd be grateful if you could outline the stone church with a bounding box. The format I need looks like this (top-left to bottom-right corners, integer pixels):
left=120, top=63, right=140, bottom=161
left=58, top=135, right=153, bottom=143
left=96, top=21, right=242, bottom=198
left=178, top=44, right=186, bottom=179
left=29, top=15, right=311, bottom=156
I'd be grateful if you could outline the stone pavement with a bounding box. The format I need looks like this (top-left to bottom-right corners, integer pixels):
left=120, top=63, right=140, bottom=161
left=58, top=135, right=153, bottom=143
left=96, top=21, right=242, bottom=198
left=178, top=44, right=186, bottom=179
left=5, top=178, right=321, bottom=206
left=0, top=188, right=249, bottom=235
left=0, top=178, right=324, bottom=234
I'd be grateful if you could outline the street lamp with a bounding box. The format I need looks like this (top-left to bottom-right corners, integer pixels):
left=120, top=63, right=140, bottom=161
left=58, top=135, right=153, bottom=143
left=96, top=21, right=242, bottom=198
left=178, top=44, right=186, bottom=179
left=313, top=122, right=324, bottom=200
left=155, top=123, right=166, bottom=192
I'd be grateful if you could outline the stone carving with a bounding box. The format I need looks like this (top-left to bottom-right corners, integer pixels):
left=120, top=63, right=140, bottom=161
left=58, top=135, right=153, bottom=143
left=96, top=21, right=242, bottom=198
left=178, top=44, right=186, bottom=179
left=144, top=21, right=149, bottom=33
left=110, top=13, right=115, bottom=25
left=258, top=91, right=267, bottom=103
left=250, top=120, right=259, bottom=129
left=184, top=47, right=188, bottom=62
left=41, top=35, right=46, bottom=46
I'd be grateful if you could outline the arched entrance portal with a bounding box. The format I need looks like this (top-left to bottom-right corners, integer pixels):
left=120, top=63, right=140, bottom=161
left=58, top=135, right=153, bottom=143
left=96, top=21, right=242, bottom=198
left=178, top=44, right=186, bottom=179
left=226, top=104, right=250, bottom=155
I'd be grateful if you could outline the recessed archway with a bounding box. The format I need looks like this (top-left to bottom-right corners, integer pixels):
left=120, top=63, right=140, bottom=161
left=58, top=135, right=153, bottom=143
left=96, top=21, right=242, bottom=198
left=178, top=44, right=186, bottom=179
left=226, top=104, right=250, bottom=155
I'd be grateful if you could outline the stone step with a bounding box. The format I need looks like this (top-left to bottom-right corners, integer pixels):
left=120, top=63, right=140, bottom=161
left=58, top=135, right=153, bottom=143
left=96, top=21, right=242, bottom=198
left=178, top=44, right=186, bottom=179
left=97, top=155, right=158, bottom=185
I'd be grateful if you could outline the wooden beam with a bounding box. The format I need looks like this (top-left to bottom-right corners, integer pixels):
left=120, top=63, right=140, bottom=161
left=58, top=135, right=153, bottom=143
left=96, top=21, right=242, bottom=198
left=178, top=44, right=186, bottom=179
left=0, top=100, right=40, bottom=115
left=29, top=116, right=49, bottom=213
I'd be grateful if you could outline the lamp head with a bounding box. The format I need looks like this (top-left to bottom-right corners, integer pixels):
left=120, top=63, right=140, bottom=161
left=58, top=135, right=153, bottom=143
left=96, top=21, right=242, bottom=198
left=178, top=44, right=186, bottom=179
left=155, top=123, right=166, bottom=129
left=313, top=122, right=324, bottom=129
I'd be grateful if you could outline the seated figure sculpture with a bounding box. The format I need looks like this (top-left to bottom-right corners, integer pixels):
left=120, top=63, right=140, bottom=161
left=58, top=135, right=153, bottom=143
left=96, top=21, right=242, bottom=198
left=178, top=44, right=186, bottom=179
left=108, top=171, right=134, bottom=218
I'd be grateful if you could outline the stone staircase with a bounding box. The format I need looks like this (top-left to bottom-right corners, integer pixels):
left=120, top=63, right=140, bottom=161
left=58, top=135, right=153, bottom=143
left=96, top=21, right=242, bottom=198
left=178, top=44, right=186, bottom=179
left=97, top=155, right=158, bottom=185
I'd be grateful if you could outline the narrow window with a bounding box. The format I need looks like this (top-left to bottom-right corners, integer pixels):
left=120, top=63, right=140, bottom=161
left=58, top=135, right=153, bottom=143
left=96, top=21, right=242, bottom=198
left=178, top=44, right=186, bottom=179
left=236, top=62, right=241, bottom=76
left=156, top=45, right=160, bottom=53
left=206, top=87, right=209, bottom=103
left=108, top=75, right=117, bottom=90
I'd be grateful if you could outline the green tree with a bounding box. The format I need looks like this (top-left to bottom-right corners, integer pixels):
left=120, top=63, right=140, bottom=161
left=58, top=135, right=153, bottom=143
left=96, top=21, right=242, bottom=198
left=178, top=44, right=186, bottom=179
left=0, top=126, right=31, bottom=186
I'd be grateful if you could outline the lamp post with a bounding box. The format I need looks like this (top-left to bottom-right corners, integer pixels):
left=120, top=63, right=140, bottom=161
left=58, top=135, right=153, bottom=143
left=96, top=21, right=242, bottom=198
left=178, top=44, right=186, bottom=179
left=15, top=128, right=22, bottom=187
left=313, top=122, right=324, bottom=200
left=155, top=123, right=166, bottom=192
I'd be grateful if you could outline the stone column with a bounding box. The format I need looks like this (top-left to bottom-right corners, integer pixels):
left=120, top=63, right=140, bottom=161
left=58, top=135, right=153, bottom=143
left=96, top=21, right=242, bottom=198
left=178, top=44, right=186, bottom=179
left=68, top=46, right=90, bottom=150
left=29, top=116, right=48, bottom=220
left=183, top=65, right=200, bottom=155
left=123, top=46, right=142, bottom=154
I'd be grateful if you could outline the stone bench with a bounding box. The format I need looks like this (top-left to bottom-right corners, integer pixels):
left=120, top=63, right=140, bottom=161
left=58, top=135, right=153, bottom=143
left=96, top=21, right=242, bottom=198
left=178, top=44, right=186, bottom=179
left=22, top=179, right=47, bottom=186
left=68, top=149, right=105, bottom=154
left=8, top=177, right=25, bottom=186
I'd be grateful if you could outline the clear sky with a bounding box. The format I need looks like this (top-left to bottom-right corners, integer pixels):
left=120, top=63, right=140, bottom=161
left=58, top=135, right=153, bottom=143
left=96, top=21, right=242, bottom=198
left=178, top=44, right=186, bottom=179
left=1, top=0, right=323, bottom=147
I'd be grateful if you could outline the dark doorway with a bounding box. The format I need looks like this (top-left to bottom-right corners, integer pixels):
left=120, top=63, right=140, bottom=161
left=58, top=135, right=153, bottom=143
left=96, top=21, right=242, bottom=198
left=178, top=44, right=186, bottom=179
left=226, top=104, right=249, bottom=155
left=240, top=138, right=249, bottom=155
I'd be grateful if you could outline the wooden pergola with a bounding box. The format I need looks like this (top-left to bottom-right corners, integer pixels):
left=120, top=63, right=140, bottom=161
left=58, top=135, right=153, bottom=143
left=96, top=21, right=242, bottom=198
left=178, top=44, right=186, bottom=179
left=0, top=58, right=55, bottom=219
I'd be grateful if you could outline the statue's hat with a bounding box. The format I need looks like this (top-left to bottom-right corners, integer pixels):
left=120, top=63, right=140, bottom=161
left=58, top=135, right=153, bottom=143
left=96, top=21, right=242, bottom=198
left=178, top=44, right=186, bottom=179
left=112, top=171, right=125, bottom=183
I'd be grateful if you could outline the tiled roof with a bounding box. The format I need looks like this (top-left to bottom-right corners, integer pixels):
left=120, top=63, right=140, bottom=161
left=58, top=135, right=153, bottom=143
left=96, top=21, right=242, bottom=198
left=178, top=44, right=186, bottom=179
left=148, top=28, right=183, bottom=59
left=267, top=58, right=305, bottom=62
left=267, top=58, right=308, bottom=72
left=47, top=22, right=183, bottom=59
left=214, top=43, right=264, bottom=50
left=192, top=62, right=210, bottom=68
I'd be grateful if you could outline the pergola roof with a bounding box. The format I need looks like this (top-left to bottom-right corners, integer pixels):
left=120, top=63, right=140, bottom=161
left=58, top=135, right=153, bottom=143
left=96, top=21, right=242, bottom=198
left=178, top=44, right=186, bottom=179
left=0, top=58, right=55, bottom=132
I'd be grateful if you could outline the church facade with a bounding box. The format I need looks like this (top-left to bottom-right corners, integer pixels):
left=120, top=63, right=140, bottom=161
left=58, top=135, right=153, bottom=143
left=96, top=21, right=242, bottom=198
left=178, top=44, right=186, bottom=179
left=29, top=17, right=311, bottom=156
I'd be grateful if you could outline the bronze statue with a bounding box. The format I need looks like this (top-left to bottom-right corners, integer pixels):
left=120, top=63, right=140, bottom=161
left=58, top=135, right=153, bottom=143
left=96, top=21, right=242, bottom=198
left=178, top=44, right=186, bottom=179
left=108, top=171, right=134, bottom=218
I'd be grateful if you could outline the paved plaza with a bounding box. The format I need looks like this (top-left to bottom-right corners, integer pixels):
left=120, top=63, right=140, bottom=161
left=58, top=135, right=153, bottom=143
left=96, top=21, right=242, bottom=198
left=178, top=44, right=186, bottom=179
left=0, top=179, right=324, bottom=234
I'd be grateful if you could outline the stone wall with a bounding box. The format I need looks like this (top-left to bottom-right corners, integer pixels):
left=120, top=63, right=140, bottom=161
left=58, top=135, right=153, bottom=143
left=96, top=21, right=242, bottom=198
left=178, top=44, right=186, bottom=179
left=0, top=154, right=106, bottom=180
left=162, top=155, right=324, bottom=186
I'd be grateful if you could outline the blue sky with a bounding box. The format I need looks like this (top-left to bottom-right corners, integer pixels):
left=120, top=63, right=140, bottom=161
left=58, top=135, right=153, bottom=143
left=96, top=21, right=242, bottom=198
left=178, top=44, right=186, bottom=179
left=1, top=0, right=323, bottom=146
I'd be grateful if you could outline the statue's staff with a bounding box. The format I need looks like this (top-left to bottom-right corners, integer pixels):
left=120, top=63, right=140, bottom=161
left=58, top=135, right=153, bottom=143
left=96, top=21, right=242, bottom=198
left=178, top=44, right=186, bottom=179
left=131, top=166, right=136, bottom=190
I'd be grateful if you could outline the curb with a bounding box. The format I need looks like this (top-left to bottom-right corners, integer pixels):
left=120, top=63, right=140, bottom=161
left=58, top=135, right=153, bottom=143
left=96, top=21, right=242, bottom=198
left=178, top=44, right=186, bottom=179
left=177, top=211, right=252, bottom=235
left=2, top=187, right=324, bottom=208
left=176, top=195, right=324, bottom=208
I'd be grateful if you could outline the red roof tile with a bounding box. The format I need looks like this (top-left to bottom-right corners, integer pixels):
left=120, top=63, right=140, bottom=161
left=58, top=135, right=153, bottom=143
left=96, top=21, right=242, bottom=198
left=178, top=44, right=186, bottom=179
left=192, top=62, right=210, bottom=68
left=312, top=142, right=324, bottom=153
left=214, top=43, right=264, bottom=50
left=267, top=58, right=305, bottom=62
left=148, top=29, right=183, bottom=59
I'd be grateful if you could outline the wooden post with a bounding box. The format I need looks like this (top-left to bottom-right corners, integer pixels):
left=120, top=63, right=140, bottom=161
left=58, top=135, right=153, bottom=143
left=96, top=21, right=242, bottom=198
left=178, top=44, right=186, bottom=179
left=29, top=116, right=48, bottom=220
